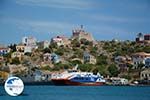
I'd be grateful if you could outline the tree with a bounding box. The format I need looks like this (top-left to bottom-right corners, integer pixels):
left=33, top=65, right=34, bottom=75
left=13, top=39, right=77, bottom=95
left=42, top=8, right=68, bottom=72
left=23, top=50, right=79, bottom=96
left=71, top=38, right=80, bottom=47
left=92, top=65, right=108, bottom=76
left=43, top=47, right=52, bottom=53
left=9, top=44, right=17, bottom=52
left=40, top=65, right=52, bottom=71
left=50, top=42, right=57, bottom=49
left=24, top=52, right=32, bottom=56
left=98, top=65, right=108, bottom=76
left=11, top=57, right=20, bottom=65
left=74, top=49, right=83, bottom=58
left=92, top=67, right=99, bottom=75
left=108, top=64, right=119, bottom=77
left=3, top=51, right=12, bottom=59
left=55, top=48, right=64, bottom=56
left=96, top=55, right=108, bottom=65
left=53, top=63, right=71, bottom=71
left=80, top=38, right=91, bottom=45
left=81, top=46, right=86, bottom=50
left=143, top=46, right=150, bottom=53
left=78, top=64, right=93, bottom=72
left=90, top=46, right=98, bottom=56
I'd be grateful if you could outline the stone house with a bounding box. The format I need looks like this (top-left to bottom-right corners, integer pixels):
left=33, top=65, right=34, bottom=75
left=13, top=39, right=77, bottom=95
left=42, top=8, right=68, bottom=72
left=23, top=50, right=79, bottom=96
left=83, top=52, right=96, bottom=64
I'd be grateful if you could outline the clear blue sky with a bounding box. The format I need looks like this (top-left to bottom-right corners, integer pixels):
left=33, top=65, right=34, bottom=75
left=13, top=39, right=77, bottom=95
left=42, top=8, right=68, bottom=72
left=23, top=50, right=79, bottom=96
left=0, top=0, right=150, bottom=44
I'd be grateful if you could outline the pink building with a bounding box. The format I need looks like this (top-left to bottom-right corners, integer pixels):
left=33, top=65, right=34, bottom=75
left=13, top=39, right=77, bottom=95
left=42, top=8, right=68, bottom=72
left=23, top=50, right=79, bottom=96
left=51, top=36, right=70, bottom=47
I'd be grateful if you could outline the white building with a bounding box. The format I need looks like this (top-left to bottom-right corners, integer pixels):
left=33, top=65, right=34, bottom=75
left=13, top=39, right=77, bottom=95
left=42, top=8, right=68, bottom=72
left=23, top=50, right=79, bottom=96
left=22, top=36, right=37, bottom=47
left=111, top=77, right=129, bottom=85
left=24, top=46, right=32, bottom=53
left=43, top=53, right=51, bottom=61
left=132, top=52, right=150, bottom=68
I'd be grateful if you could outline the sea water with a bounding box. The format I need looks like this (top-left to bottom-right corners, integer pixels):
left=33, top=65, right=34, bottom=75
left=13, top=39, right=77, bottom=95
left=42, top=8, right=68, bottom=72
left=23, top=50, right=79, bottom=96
left=0, top=86, right=150, bottom=100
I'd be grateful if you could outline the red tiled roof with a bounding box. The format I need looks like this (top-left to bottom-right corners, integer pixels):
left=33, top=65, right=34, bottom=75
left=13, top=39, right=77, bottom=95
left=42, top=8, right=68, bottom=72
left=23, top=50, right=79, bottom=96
left=0, top=48, right=9, bottom=50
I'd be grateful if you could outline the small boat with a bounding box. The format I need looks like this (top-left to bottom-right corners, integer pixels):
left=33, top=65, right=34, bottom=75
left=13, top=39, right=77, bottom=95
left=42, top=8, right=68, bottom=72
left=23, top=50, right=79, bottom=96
left=51, top=65, right=105, bottom=86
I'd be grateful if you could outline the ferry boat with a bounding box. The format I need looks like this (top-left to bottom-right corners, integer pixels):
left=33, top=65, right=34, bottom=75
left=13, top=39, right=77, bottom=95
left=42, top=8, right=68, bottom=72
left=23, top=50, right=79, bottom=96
left=51, top=66, right=106, bottom=86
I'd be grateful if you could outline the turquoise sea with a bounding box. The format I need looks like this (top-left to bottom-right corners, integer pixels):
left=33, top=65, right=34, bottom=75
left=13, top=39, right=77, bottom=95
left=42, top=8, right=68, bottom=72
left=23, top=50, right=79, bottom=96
left=0, top=86, right=150, bottom=100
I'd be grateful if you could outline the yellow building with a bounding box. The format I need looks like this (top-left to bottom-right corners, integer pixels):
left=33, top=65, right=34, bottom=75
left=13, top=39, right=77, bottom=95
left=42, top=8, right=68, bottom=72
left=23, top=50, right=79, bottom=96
left=11, top=51, right=24, bottom=61
left=16, top=44, right=25, bottom=52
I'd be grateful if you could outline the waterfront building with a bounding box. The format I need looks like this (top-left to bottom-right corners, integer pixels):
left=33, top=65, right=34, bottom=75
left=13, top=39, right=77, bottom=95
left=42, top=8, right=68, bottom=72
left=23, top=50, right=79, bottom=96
left=110, top=77, right=129, bottom=85
left=34, top=70, right=51, bottom=82
left=34, top=70, right=43, bottom=82
left=140, top=69, right=150, bottom=80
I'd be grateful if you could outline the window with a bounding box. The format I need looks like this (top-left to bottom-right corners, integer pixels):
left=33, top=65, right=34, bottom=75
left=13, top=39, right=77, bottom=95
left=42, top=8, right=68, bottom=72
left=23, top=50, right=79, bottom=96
left=25, top=38, right=27, bottom=42
left=145, top=74, right=147, bottom=78
left=142, top=74, right=145, bottom=77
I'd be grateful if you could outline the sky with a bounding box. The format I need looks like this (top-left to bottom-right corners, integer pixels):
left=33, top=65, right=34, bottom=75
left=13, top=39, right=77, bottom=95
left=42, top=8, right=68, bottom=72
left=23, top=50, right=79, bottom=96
left=0, top=0, right=150, bottom=44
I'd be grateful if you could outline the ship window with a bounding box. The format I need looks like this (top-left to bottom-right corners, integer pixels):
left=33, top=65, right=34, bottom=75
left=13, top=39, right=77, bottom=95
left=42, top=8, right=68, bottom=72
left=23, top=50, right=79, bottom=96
left=74, top=77, right=78, bottom=80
